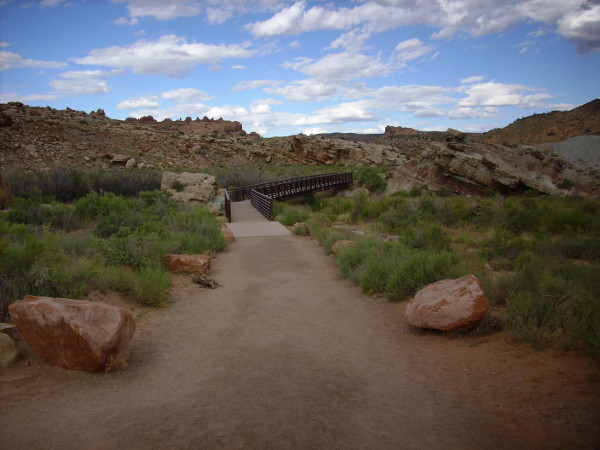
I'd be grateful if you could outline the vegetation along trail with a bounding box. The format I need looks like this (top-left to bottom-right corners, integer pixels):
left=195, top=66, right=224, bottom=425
left=2, top=234, right=599, bottom=448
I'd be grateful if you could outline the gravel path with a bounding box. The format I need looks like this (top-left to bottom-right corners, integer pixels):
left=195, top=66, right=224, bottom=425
left=1, top=235, right=521, bottom=449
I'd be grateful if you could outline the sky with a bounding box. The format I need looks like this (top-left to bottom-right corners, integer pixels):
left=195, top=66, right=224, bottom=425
left=0, top=1, right=599, bottom=137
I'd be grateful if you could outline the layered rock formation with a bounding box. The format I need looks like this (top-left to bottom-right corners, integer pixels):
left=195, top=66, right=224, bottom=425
left=1, top=101, right=598, bottom=197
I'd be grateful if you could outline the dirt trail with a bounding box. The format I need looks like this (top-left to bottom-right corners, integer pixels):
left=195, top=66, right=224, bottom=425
left=1, top=235, right=599, bottom=449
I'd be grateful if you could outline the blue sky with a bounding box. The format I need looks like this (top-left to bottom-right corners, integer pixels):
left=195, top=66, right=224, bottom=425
left=1, top=0, right=599, bottom=137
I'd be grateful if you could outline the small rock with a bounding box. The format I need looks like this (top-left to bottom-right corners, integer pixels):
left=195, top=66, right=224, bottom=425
left=292, top=222, right=309, bottom=236
left=162, top=254, right=210, bottom=275
left=331, top=240, right=353, bottom=255
left=192, top=274, right=221, bottom=289
left=0, top=333, right=18, bottom=367
left=0, top=322, right=18, bottom=338
left=125, top=157, right=136, bottom=169
left=220, top=225, right=235, bottom=243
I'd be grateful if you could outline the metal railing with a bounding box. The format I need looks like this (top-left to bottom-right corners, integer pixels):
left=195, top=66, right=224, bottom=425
left=224, top=172, right=353, bottom=221
left=250, top=189, right=273, bottom=220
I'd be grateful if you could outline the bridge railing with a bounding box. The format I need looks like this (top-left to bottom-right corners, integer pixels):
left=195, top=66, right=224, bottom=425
left=225, top=172, right=353, bottom=221
left=250, top=189, right=274, bottom=220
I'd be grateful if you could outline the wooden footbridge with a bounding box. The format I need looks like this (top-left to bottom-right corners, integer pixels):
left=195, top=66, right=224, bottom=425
left=224, top=172, right=353, bottom=222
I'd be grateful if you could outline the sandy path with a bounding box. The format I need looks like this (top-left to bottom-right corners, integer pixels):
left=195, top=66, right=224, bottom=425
left=1, top=235, right=599, bottom=448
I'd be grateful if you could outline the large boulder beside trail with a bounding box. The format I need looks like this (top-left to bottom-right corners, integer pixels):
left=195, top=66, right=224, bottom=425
left=8, top=295, right=136, bottom=372
left=161, top=172, right=217, bottom=204
left=162, top=254, right=211, bottom=275
left=405, top=275, right=489, bottom=331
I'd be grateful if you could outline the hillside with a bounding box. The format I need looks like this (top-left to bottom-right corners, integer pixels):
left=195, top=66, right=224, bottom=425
left=482, top=99, right=600, bottom=145
left=1, top=101, right=599, bottom=197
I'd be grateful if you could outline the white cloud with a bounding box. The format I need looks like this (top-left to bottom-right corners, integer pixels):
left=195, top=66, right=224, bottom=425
left=40, top=0, right=69, bottom=6
left=74, top=34, right=255, bottom=77
left=460, top=75, right=486, bottom=84
left=0, top=92, right=62, bottom=103
left=292, top=51, right=395, bottom=81
left=48, top=70, right=115, bottom=96
left=265, top=79, right=343, bottom=102
left=0, top=42, right=10, bottom=48
left=394, top=38, right=434, bottom=62
left=302, top=127, right=327, bottom=135
left=111, top=0, right=201, bottom=21
left=288, top=40, right=301, bottom=49
left=250, top=101, right=273, bottom=114
left=206, top=6, right=232, bottom=24
left=231, top=65, right=246, bottom=70
left=448, top=106, right=499, bottom=119
left=161, top=88, right=214, bottom=103
left=113, top=16, right=139, bottom=26
left=294, top=102, right=379, bottom=125
left=457, top=81, right=553, bottom=107
left=328, top=29, right=371, bottom=52
left=0, top=50, right=66, bottom=71
left=265, top=79, right=368, bottom=102
left=117, top=95, right=161, bottom=110
left=231, top=79, right=282, bottom=91
left=247, top=0, right=600, bottom=52
left=557, top=3, right=600, bottom=53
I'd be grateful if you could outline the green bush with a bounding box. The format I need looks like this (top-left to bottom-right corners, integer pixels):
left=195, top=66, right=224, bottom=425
left=385, top=249, right=468, bottom=301
left=88, top=169, right=161, bottom=196
left=355, top=167, right=387, bottom=193
left=7, top=198, right=83, bottom=231
left=0, top=220, right=94, bottom=319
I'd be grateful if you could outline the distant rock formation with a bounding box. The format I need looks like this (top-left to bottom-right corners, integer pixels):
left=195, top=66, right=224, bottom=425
left=1, top=102, right=598, bottom=198
left=125, top=115, right=253, bottom=137
left=382, top=125, right=426, bottom=137
left=483, top=99, right=600, bottom=145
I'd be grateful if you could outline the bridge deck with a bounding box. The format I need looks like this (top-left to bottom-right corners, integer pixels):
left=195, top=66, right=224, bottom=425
left=226, top=200, right=291, bottom=238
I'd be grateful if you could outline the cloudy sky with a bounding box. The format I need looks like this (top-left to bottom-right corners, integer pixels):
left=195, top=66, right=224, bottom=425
left=1, top=0, right=599, bottom=137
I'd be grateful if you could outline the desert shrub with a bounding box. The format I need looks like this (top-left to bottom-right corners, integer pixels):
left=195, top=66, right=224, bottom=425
left=7, top=198, right=83, bottom=231
left=291, top=222, right=309, bottom=236
left=400, top=221, right=451, bottom=251
left=0, top=220, right=94, bottom=319
left=89, top=169, right=161, bottom=196
left=355, top=167, right=387, bottom=193
left=4, top=167, right=92, bottom=202
left=0, top=186, right=12, bottom=209
left=168, top=207, right=226, bottom=254
left=130, top=265, right=171, bottom=306
left=58, top=229, right=101, bottom=258
left=275, top=203, right=312, bottom=226
left=307, top=214, right=353, bottom=254
left=502, top=260, right=600, bottom=353
left=212, top=165, right=278, bottom=189
left=385, top=249, right=468, bottom=301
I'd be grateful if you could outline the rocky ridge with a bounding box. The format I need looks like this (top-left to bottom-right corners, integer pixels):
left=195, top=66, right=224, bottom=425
left=1, top=101, right=599, bottom=197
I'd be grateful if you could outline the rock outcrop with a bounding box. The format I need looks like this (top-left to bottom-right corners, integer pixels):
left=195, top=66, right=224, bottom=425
left=404, top=275, right=489, bottom=331
left=161, top=172, right=218, bottom=204
left=8, top=295, right=136, bottom=372
left=162, top=254, right=211, bottom=275
left=1, top=102, right=598, bottom=197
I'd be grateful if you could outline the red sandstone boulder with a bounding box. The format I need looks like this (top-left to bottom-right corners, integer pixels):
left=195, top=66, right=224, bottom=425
left=8, top=295, right=136, bottom=372
left=162, top=254, right=210, bottom=274
left=405, top=275, right=489, bottom=331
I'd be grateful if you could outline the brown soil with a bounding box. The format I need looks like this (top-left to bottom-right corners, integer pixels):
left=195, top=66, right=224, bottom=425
left=1, top=236, right=599, bottom=449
